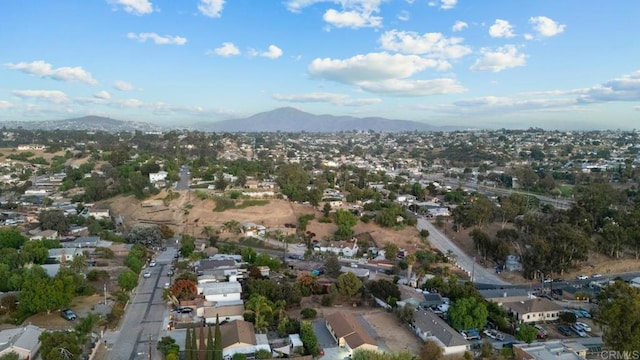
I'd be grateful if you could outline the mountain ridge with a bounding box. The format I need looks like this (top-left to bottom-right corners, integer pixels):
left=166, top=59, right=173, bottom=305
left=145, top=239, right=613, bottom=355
left=0, top=108, right=463, bottom=132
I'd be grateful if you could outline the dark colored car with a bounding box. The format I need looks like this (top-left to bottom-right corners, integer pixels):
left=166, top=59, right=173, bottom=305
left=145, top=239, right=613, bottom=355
left=557, top=326, right=572, bottom=336
left=176, top=307, right=193, bottom=314
left=61, top=309, right=77, bottom=321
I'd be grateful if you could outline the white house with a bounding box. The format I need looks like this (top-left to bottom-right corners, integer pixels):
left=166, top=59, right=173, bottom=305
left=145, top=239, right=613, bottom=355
left=241, top=222, right=266, bottom=238
left=314, top=240, right=359, bottom=258
left=149, top=171, right=168, bottom=183
left=48, top=248, right=84, bottom=262
left=198, top=281, right=242, bottom=303
left=220, top=320, right=271, bottom=359
left=29, top=229, right=59, bottom=240
left=503, top=298, right=563, bottom=324
left=412, top=311, right=470, bottom=356
left=0, top=324, right=43, bottom=359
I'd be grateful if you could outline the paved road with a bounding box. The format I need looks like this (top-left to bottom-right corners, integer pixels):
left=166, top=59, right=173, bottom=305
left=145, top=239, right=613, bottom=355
left=417, top=217, right=509, bottom=286
left=176, top=166, right=190, bottom=191
left=104, top=248, right=176, bottom=360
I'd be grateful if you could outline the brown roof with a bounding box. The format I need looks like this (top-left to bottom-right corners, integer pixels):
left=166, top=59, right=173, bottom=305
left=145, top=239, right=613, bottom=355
left=203, top=304, right=245, bottom=319
left=504, top=298, right=563, bottom=314
left=220, top=320, right=256, bottom=348
left=325, top=312, right=377, bottom=349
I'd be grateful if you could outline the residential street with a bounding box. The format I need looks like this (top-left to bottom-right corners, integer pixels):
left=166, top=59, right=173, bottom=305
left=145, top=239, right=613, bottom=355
left=417, top=217, right=509, bottom=286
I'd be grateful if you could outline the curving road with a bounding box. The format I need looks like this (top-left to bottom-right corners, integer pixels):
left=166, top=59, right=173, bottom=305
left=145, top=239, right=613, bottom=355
left=417, top=217, right=509, bottom=286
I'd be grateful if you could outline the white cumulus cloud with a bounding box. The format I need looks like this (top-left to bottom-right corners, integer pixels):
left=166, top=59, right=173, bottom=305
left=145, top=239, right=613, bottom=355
left=357, top=78, right=465, bottom=96
left=379, top=30, right=472, bottom=61
left=577, top=70, right=640, bottom=103
left=251, top=45, right=283, bottom=59
left=107, top=0, right=153, bottom=15
left=285, top=0, right=384, bottom=29
left=323, top=9, right=382, bottom=28
left=440, top=0, right=457, bottom=9
left=489, top=19, right=515, bottom=38
left=114, top=80, right=134, bottom=91
left=198, top=0, right=225, bottom=18
left=529, top=16, right=566, bottom=37
left=470, top=45, right=526, bottom=72
left=94, top=91, right=111, bottom=100
left=12, top=90, right=69, bottom=104
left=309, top=52, right=440, bottom=84
left=127, top=32, right=187, bottom=45
left=211, top=42, right=240, bottom=57
left=452, top=21, right=468, bottom=32
left=4, top=60, right=98, bottom=85
left=0, top=101, right=13, bottom=110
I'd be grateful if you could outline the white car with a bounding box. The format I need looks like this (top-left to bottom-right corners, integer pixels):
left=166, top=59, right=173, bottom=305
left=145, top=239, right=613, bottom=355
left=575, top=322, right=591, bottom=332
left=164, top=282, right=170, bottom=289
left=576, top=275, right=589, bottom=280
left=591, top=274, right=602, bottom=278
left=143, top=271, right=151, bottom=278
left=571, top=323, right=587, bottom=337
left=149, top=260, right=157, bottom=267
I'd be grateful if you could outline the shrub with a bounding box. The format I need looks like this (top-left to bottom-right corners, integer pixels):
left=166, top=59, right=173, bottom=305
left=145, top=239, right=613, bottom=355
left=321, top=293, right=336, bottom=307
left=300, top=308, right=317, bottom=319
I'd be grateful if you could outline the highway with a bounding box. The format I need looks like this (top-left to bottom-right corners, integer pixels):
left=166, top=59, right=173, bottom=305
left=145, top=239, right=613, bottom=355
left=416, top=217, right=509, bottom=286
left=104, top=249, right=175, bottom=360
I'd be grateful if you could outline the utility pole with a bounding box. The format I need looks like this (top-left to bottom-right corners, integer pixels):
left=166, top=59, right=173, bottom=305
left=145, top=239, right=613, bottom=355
left=471, top=256, right=475, bottom=283
left=104, top=283, right=107, bottom=305
left=148, top=334, right=152, bottom=360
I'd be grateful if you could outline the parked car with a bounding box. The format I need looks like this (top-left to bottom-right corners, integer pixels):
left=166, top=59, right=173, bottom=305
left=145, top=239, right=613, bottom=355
left=61, top=309, right=77, bottom=321
left=143, top=271, right=151, bottom=278
left=167, top=270, right=174, bottom=276
left=164, top=282, right=170, bottom=289
left=176, top=307, right=193, bottom=314
left=543, top=278, right=552, bottom=283
left=557, top=326, right=572, bottom=336
left=149, top=260, right=157, bottom=267
left=570, top=323, right=587, bottom=337
left=534, top=325, right=548, bottom=339
left=575, top=322, right=591, bottom=332
left=576, top=275, right=589, bottom=280
left=591, top=274, right=602, bottom=278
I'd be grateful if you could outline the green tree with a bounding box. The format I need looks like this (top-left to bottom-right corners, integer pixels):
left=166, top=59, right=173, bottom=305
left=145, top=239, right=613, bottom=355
left=337, top=272, right=363, bottom=299
left=118, top=269, right=138, bottom=291
left=0, top=352, right=19, bottom=360
left=300, top=321, right=319, bottom=356
left=19, top=240, right=49, bottom=265
left=214, top=315, right=223, bottom=360
left=276, top=164, right=310, bottom=202
left=207, top=324, right=214, bottom=360
left=384, top=243, right=399, bottom=261
left=322, top=202, right=332, bottom=218
left=38, top=209, right=71, bottom=234
left=0, top=228, right=27, bottom=249
left=595, top=280, right=640, bottom=352
left=245, top=294, right=273, bottom=333
left=334, top=209, right=358, bottom=239
left=157, top=336, right=180, bottom=358
left=39, top=330, right=83, bottom=360
left=447, top=297, right=488, bottom=331
left=324, top=254, right=341, bottom=278
left=516, top=324, right=538, bottom=344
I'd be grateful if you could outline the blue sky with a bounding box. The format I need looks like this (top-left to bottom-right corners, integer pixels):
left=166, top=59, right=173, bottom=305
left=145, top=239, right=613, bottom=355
left=1, top=0, right=639, bottom=130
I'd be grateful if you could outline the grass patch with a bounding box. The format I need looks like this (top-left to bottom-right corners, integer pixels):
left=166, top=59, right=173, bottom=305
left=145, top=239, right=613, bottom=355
left=213, top=196, right=236, bottom=212
left=559, top=184, right=574, bottom=198
left=237, top=199, right=269, bottom=209
left=195, top=189, right=211, bottom=200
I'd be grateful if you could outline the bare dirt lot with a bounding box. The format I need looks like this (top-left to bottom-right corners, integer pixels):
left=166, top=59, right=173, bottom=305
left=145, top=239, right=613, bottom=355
left=22, top=294, right=110, bottom=330
left=103, top=190, right=425, bottom=251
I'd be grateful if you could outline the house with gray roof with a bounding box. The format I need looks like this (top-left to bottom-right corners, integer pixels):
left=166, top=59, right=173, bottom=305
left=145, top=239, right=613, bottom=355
left=0, top=324, right=43, bottom=359
left=411, top=310, right=469, bottom=356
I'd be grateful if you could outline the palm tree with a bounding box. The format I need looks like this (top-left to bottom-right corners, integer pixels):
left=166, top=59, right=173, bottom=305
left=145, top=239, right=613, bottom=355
left=245, top=294, right=273, bottom=333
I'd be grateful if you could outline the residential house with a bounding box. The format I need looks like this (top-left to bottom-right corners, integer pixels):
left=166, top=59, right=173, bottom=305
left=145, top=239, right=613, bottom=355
left=202, top=302, right=245, bottom=324
left=340, top=266, right=370, bottom=279
left=219, top=320, right=271, bottom=359
left=48, top=248, right=84, bottom=263
left=61, top=236, right=101, bottom=248
left=325, top=312, right=378, bottom=355
left=314, top=239, right=359, bottom=258
left=198, top=281, right=242, bottom=303
left=412, top=310, right=470, bottom=356
left=0, top=324, right=43, bottom=359
left=29, top=229, right=59, bottom=240
left=80, top=208, right=110, bottom=220
left=422, top=293, right=444, bottom=309
left=241, top=222, right=266, bottom=238
left=503, top=298, right=563, bottom=324
left=149, top=171, right=168, bottom=183
left=513, top=340, right=588, bottom=360
left=479, top=288, right=533, bottom=305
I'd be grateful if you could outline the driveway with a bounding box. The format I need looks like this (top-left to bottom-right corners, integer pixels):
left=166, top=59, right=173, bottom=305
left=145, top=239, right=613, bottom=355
left=312, top=320, right=337, bottom=348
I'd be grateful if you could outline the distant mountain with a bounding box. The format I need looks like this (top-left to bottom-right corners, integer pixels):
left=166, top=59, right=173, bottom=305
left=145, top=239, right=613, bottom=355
left=195, top=107, right=461, bottom=132
left=0, top=116, right=162, bottom=132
